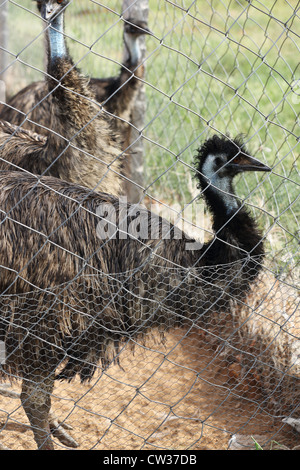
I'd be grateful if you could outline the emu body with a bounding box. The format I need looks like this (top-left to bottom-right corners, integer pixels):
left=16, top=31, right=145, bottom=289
left=0, top=4, right=150, bottom=153
left=0, top=0, right=123, bottom=196
left=0, top=135, right=270, bottom=449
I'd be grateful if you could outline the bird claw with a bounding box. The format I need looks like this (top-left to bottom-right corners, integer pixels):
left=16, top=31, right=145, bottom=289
left=49, top=412, right=79, bottom=448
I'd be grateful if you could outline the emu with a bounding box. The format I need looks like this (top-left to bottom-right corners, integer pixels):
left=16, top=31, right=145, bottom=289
left=89, top=17, right=151, bottom=201
left=0, top=0, right=123, bottom=196
left=0, top=2, right=150, bottom=149
left=0, top=135, right=270, bottom=449
left=89, top=18, right=151, bottom=140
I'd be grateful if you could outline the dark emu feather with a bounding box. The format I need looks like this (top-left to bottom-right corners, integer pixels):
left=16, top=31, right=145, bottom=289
left=0, top=135, right=270, bottom=449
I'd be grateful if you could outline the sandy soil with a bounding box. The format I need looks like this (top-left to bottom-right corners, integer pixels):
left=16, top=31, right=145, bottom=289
left=0, top=325, right=299, bottom=451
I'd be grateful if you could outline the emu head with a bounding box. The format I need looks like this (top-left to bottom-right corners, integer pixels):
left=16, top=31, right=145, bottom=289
left=123, top=18, right=151, bottom=66
left=194, top=135, right=271, bottom=191
left=35, top=0, right=69, bottom=21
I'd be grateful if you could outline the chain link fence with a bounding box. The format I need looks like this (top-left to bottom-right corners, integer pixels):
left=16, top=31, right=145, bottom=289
left=0, top=0, right=299, bottom=451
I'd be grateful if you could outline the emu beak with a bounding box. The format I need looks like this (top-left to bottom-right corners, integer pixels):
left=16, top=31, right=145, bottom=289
left=140, top=26, right=152, bottom=36
left=124, top=19, right=152, bottom=36
left=229, top=154, right=271, bottom=173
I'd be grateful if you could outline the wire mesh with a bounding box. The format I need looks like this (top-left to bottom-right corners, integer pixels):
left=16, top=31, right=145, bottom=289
left=0, top=0, right=299, bottom=451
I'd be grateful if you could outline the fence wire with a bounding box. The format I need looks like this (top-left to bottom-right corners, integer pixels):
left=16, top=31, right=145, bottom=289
left=0, top=0, right=299, bottom=451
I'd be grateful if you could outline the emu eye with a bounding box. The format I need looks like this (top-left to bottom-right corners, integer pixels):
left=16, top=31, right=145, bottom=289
left=57, top=0, right=63, bottom=4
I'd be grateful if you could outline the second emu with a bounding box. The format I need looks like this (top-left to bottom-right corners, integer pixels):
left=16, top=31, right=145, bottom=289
left=0, top=0, right=124, bottom=196
left=0, top=135, right=270, bottom=449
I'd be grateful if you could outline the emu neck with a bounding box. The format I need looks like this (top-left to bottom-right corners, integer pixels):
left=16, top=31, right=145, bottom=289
left=199, top=172, right=264, bottom=264
left=200, top=154, right=240, bottom=222
left=124, top=35, right=140, bottom=67
left=48, top=13, right=66, bottom=60
left=203, top=175, right=240, bottom=225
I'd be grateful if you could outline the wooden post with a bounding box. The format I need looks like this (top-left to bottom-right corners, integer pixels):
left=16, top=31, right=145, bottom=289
left=122, top=0, right=149, bottom=203
left=0, top=1, right=8, bottom=103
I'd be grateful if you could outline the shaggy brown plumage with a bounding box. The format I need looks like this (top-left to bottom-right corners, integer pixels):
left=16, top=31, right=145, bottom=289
left=0, top=10, right=150, bottom=148
left=0, top=81, right=52, bottom=136
left=0, top=0, right=124, bottom=196
left=0, top=135, right=270, bottom=449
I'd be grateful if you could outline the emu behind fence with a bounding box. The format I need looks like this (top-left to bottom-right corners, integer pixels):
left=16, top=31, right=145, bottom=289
left=0, top=0, right=299, bottom=450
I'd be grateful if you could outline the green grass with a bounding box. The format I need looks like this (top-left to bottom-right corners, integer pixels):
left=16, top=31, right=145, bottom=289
left=251, top=436, right=263, bottom=450
left=3, top=0, right=300, bottom=269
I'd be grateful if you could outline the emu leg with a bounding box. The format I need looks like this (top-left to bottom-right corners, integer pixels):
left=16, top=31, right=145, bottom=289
left=21, top=373, right=55, bottom=450
left=0, top=383, right=78, bottom=448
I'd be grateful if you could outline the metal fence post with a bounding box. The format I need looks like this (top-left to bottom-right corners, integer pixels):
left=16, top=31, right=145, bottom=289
left=122, top=0, right=149, bottom=203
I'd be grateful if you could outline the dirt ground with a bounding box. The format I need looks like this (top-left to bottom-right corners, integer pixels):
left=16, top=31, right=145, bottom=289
left=0, top=325, right=299, bottom=451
